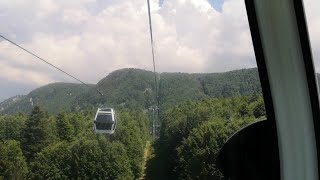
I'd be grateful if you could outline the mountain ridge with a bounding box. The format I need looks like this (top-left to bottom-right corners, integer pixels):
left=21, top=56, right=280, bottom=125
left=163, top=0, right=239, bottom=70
left=0, top=68, right=262, bottom=115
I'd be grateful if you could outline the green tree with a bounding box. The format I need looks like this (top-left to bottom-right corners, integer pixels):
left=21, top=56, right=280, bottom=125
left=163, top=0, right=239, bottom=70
left=30, top=140, right=133, bottom=180
left=0, top=114, right=26, bottom=141
left=235, top=98, right=251, bottom=118
left=69, top=113, right=86, bottom=137
left=176, top=120, right=233, bottom=180
left=0, top=140, right=28, bottom=180
left=56, top=113, right=74, bottom=141
left=250, top=96, right=266, bottom=118
left=156, top=97, right=262, bottom=179
left=159, top=100, right=216, bottom=179
left=98, top=140, right=134, bottom=180
left=113, top=111, right=146, bottom=179
left=29, top=142, right=71, bottom=180
left=22, top=106, right=49, bottom=161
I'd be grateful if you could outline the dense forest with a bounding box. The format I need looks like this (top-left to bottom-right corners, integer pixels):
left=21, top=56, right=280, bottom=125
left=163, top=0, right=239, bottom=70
left=0, top=68, right=266, bottom=179
left=0, top=96, right=265, bottom=180
left=145, top=96, right=265, bottom=179
left=0, top=107, right=149, bottom=179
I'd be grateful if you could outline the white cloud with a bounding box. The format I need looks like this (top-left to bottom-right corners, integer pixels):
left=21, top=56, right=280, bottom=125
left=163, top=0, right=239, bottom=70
left=0, top=0, right=265, bottom=97
left=62, top=9, right=91, bottom=25
left=0, top=59, right=55, bottom=86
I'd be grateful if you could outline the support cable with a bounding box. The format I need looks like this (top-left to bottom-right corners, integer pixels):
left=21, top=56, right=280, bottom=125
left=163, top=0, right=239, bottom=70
left=147, top=0, right=160, bottom=139
left=0, top=34, right=103, bottom=96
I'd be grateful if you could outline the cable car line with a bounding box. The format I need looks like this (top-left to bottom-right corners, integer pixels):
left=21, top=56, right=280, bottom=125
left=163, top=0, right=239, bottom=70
left=147, top=0, right=160, bottom=139
left=147, top=0, right=158, bottom=99
left=0, top=34, right=104, bottom=96
left=1, top=0, right=158, bottom=136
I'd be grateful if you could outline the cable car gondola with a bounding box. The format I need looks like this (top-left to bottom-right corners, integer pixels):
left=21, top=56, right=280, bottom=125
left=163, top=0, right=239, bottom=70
left=94, top=108, right=117, bottom=134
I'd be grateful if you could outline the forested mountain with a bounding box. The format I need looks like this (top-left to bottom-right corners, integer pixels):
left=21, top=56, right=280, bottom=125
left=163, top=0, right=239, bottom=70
left=0, top=68, right=262, bottom=115
left=0, top=67, right=267, bottom=179
left=0, top=83, right=93, bottom=114
left=158, top=68, right=261, bottom=113
left=74, top=68, right=157, bottom=111
left=0, top=95, right=25, bottom=112
left=197, top=68, right=261, bottom=97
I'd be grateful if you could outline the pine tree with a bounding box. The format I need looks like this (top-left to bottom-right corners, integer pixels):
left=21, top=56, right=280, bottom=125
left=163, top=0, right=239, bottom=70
left=56, top=113, right=74, bottom=141
left=22, top=106, right=48, bottom=161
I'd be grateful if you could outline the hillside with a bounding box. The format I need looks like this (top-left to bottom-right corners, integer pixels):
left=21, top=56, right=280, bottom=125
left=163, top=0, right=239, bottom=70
left=0, top=95, right=26, bottom=111
left=159, top=68, right=261, bottom=113
left=0, top=68, right=262, bottom=115
left=0, top=83, right=93, bottom=114
left=74, top=68, right=156, bottom=110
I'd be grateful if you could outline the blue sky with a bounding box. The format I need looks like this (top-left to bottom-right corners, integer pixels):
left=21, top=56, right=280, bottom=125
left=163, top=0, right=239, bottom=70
left=0, top=0, right=319, bottom=101
left=159, top=0, right=165, bottom=6
left=207, top=0, right=224, bottom=11
left=159, top=0, right=224, bottom=11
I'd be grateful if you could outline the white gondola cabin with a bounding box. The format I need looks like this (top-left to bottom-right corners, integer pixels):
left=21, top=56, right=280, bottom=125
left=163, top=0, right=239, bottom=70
left=94, top=108, right=117, bottom=134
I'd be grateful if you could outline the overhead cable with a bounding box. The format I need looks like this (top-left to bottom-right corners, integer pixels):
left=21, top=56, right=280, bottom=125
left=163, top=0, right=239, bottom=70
left=147, top=0, right=160, bottom=139
left=0, top=34, right=103, bottom=95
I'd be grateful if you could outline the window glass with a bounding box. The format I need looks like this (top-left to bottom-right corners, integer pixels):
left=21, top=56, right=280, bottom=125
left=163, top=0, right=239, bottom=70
left=0, top=1, right=270, bottom=180
left=303, top=0, right=320, bottom=78
left=96, top=114, right=113, bottom=122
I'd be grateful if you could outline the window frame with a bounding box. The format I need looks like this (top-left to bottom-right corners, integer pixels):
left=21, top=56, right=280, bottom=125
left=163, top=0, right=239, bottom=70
left=245, top=0, right=320, bottom=179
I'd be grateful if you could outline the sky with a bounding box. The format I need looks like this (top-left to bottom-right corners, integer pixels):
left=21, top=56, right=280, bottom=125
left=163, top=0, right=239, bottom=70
left=0, top=0, right=319, bottom=101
